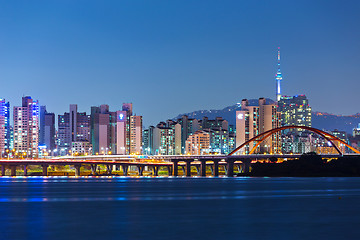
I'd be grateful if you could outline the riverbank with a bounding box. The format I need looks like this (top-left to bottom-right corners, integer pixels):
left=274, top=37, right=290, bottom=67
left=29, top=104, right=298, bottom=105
left=238, top=154, right=360, bottom=177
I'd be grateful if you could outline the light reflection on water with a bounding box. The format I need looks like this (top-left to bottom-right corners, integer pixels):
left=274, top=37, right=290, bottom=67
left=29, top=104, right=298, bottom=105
left=1, top=177, right=360, bottom=240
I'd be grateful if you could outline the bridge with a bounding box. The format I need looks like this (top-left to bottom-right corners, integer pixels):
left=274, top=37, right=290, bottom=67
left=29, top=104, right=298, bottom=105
left=0, top=126, right=358, bottom=177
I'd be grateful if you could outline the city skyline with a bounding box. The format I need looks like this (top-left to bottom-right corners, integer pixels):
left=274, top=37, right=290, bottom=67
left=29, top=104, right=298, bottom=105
left=0, top=1, right=360, bottom=127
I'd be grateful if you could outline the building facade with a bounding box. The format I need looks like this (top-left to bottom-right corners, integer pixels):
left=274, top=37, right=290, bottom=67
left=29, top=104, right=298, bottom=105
left=57, top=104, right=90, bottom=155
left=236, top=98, right=281, bottom=154
left=277, top=95, right=312, bottom=130
left=0, top=99, right=10, bottom=155
left=185, top=130, right=210, bottom=155
left=13, top=96, right=40, bottom=157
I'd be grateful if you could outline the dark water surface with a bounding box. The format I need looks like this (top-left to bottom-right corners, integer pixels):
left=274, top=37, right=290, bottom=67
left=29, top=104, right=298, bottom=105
left=0, top=177, right=360, bottom=240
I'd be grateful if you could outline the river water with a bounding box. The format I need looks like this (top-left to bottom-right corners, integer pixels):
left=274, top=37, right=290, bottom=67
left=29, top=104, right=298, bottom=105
left=0, top=177, right=359, bottom=240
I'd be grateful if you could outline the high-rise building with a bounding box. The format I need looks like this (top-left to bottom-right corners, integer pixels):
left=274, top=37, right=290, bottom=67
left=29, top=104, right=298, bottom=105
left=142, top=129, right=150, bottom=155
left=57, top=113, right=70, bottom=153
left=236, top=99, right=260, bottom=153
left=116, top=110, right=127, bottom=154
left=258, top=98, right=281, bottom=153
left=90, top=104, right=143, bottom=155
left=278, top=95, right=312, bottom=130
left=199, top=116, right=234, bottom=154
left=236, top=98, right=281, bottom=154
left=0, top=99, right=10, bottom=154
left=57, top=104, right=90, bottom=155
left=144, top=120, right=181, bottom=155
left=122, top=103, right=132, bottom=154
left=39, top=106, right=56, bottom=151
left=185, top=130, right=210, bottom=155
left=13, top=96, right=40, bottom=157
left=203, top=128, right=231, bottom=154
left=152, top=123, right=175, bottom=155
left=130, top=115, right=142, bottom=154
left=91, top=105, right=115, bottom=154
left=177, top=115, right=200, bottom=154
left=275, top=47, right=282, bottom=102
left=39, top=105, right=47, bottom=146
left=44, top=112, right=56, bottom=151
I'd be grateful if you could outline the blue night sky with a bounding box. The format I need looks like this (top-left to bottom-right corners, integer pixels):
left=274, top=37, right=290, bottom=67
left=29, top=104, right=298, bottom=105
left=0, top=0, right=359, bottom=126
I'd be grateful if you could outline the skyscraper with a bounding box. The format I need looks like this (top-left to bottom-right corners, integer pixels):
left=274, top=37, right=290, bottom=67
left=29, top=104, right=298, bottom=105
left=130, top=115, right=142, bottom=154
left=122, top=103, right=132, bottom=154
left=13, top=96, right=40, bottom=157
left=236, top=98, right=281, bottom=154
left=275, top=47, right=282, bottom=102
left=44, top=112, right=56, bottom=151
left=236, top=99, right=260, bottom=153
left=278, top=95, right=312, bottom=130
left=0, top=99, right=10, bottom=154
left=39, top=105, right=47, bottom=146
left=57, top=104, right=90, bottom=155
left=39, top=106, right=56, bottom=151
left=185, top=130, right=210, bottom=155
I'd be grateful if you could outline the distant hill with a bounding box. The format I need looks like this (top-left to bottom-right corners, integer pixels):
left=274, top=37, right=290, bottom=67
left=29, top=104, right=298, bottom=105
left=174, top=98, right=274, bottom=124
left=312, top=112, right=360, bottom=133
left=173, top=100, right=360, bottom=134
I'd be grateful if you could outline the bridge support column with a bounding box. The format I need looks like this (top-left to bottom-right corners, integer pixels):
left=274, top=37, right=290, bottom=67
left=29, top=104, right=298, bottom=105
left=1, top=165, right=5, bottom=176
left=122, top=165, right=128, bottom=176
left=200, top=160, right=206, bottom=177
left=167, top=166, right=172, bottom=176
left=23, top=165, right=28, bottom=176
left=172, top=160, right=179, bottom=177
left=106, top=165, right=112, bottom=175
left=42, top=165, right=48, bottom=176
left=74, top=165, right=81, bottom=177
left=10, top=165, right=16, bottom=176
left=153, top=166, right=159, bottom=176
left=242, top=159, right=251, bottom=174
left=185, top=161, right=192, bottom=177
left=90, top=164, right=97, bottom=175
left=213, top=160, right=219, bottom=177
left=226, top=159, right=234, bottom=177
left=137, top=165, right=144, bottom=176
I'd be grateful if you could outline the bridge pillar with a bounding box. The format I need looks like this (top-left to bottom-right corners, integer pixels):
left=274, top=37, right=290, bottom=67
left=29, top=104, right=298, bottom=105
left=213, top=160, right=219, bottom=177
left=185, top=161, right=192, bottom=177
left=10, top=165, right=16, bottom=176
left=74, top=165, right=81, bottom=177
left=167, top=166, right=172, bottom=176
left=172, top=160, right=179, bottom=177
left=122, top=165, right=128, bottom=176
left=23, top=165, right=28, bottom=176
left=226, top=159, right=234, bottom=177
left=200, top=160, right=206, bottom=177
left=242, top=159, right=251, bottom=173
left=42, top=165, right=48, bottom=176
left=90, top=164, right=97, bottom=175
left=106, top=165, right=112, bottom=175
left=1, top=165, right=5, bottom=176
left=153, top=166, right=159, bottom=176
left=137, top=165, right=144, bottom=176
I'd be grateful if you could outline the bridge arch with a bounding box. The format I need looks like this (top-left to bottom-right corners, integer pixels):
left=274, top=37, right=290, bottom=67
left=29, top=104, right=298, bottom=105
left=228, top=126, right=360, bottom=156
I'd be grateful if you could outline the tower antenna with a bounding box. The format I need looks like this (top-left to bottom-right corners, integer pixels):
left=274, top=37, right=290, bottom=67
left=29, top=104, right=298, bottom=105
left=275, top=47, right=282, bottom=102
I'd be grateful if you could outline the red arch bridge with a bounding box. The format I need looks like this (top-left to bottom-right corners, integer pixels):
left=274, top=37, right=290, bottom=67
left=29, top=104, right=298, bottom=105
left=0, top=126, right=358, bottom=177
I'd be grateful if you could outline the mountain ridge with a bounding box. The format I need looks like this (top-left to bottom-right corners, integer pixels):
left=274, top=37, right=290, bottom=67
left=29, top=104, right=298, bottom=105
left=173, top=99, right=360, bottom=134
